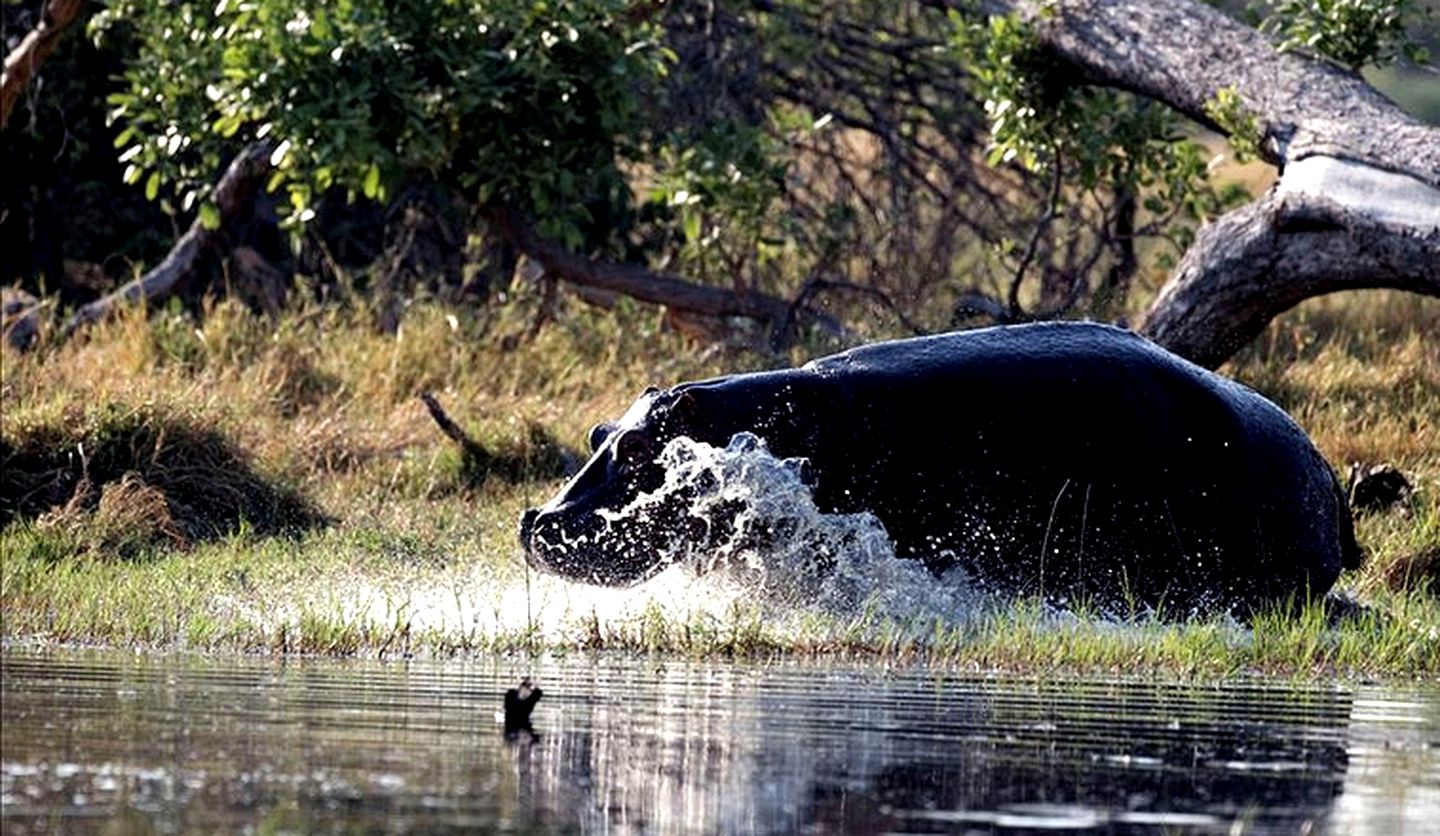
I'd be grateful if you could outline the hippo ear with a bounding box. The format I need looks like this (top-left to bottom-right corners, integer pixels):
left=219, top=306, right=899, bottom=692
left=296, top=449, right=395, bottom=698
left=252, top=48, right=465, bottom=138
left=668, top=389, right=701, bottom=426
left=588, top=422, right=617, bottom=452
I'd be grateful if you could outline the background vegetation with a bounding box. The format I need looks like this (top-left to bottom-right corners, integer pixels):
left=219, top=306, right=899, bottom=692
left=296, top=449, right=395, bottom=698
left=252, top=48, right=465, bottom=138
left=6, top=0, right=1432, bottom=335
left=1, top=0, right=1437, bottom=674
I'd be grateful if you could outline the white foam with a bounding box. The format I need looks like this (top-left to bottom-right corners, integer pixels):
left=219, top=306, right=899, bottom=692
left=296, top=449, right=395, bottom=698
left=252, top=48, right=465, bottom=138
left=301, top=434, right=985, bottom=647
left=631, top=432, right=981, bottom=621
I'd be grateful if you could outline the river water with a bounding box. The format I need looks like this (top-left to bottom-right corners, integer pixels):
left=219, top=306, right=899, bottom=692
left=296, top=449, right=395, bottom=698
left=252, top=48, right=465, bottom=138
left=2, top=647, right=1437, bottom=835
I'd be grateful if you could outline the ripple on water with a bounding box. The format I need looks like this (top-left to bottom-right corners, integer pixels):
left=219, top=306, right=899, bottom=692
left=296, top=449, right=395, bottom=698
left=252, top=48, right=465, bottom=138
left=3, top=650, right=1438, bottom=835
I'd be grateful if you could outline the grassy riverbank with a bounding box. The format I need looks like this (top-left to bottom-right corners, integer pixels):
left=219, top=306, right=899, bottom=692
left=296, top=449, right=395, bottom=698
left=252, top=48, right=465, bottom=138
left=2, top=292, right=1437, bottom=678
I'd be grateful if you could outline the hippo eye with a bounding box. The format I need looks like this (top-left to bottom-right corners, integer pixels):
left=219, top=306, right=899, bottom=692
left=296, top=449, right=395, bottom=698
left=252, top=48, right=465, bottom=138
left=613, top=431, right=654, bottom=470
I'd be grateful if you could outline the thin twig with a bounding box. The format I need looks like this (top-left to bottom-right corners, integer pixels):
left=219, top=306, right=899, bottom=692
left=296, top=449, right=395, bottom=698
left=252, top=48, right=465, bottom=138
left=1007, top=149, right=1065, bottom=318
left=418, top=391, right=489, bottom=463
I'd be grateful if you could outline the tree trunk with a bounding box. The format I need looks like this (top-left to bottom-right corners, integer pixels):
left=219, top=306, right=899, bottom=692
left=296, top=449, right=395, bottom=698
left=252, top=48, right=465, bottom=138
left=953, top=0, right=1440, bottom=366
left=64, top=144, right=272, bottom=333
left=1142, top=191, right=1439, bottom=368
left=1, top=0, right=86, bottom=130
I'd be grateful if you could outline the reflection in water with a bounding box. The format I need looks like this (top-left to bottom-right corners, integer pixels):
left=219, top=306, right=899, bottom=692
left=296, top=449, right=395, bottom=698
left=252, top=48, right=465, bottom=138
left=1, top=648, right=1437, bottom=834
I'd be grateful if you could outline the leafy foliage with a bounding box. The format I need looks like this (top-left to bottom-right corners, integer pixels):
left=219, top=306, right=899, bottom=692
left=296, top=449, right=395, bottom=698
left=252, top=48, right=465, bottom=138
left=1261, top=0, right=1433, bottom=69
left=951, top=8, right=1216, bottom=198
left=949, top=10, right=1060, bottom=173
left=92, top=0, right=670, bottom=247
left=644, top=119, right=797, bottom=281
left=1203, top=86, right=1265, bottom=162
left=33, top=0, right=1412, bottom=335
left=947, top=6, right=1248, bottom=310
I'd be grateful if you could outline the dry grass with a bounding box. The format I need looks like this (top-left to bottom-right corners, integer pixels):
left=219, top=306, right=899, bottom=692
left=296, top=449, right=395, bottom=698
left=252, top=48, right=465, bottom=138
left=1, top=397, right=320, bottom=546
left=1, top=288, right=1436, bottom=675
left=39, top=472, right=188, bottom=558
left=1225, top=291, right=1440, bottom=599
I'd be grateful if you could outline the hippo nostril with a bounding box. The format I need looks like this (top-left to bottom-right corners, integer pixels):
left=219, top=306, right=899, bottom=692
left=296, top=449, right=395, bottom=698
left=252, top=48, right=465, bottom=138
left=518, top=508, right=540, bottom=547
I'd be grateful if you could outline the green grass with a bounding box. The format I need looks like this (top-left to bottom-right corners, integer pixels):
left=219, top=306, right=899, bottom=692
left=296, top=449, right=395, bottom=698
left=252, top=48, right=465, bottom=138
left=4, top=519, right=1436, bottom=676
left=2, top=291, right=1438, bottom=678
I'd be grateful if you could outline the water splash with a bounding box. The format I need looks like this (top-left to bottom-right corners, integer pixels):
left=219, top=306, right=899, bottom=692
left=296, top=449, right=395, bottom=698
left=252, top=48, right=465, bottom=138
left=292, top=433, right=984, bottom=648
left=627, top=432, right=980, bottom=621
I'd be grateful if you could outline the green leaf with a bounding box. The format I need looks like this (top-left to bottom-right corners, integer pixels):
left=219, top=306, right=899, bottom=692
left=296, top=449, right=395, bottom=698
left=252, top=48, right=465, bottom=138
left=212, top=113, right=243, bottom=138
left=362, top=163, right=382, bottom=200
left=199, top=202, right=222, bottom=230
left=144, top=172, right=161, bottom=201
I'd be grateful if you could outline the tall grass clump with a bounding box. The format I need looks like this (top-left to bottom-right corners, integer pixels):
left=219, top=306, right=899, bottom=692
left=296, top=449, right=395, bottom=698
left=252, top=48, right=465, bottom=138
left=1, top=399, right=320, bottom=559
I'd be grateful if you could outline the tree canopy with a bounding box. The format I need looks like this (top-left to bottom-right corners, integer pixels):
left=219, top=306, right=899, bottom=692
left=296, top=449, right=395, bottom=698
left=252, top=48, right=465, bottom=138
left=3, top=0, right=1437, bottom=362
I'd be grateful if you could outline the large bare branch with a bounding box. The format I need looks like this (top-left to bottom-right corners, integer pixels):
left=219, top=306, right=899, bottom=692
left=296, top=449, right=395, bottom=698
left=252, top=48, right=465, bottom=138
left=1, top=0, right=86, bottom=130
left=1141, top=192, right=1440, bottom=368
left=934, top=0, right=1440, bottom=365
left=64, top=144, right=272, bottom=333
left=483, top=204, right=833, bottom=333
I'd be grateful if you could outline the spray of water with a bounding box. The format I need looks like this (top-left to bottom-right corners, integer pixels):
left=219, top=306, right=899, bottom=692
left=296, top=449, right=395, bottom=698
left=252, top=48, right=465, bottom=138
left=287, top=433, right=985, bottom=648
left=622, top=432, right=981, bottom=620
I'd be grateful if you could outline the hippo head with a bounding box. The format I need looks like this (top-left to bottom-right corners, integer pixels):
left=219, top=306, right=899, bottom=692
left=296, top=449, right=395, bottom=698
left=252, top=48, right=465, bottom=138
left=519, top=386, right=711, bottom=585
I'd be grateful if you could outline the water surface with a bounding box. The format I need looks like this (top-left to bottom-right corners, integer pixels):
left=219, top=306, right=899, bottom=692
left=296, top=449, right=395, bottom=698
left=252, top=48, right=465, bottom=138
left=2, top=647, right=1437, bottom=834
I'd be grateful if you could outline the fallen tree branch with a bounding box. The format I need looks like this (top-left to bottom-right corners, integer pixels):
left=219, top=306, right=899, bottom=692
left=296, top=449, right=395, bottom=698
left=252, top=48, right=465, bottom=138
left=64, top=143, right=272, bottom=334
left=932, top=0, right=1440, bottom=365
left=482, top=204, right=840, bottom=338
left=1, top=0, right=86, bottom=130
left=419, top=391, right=490, bottom=465
left=1139, top=191, right=1440, bottom=368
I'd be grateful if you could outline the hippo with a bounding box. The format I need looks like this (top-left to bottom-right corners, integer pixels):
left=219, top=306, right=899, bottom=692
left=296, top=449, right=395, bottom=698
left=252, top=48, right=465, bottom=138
left=519, top=322, right=1361, bottom=617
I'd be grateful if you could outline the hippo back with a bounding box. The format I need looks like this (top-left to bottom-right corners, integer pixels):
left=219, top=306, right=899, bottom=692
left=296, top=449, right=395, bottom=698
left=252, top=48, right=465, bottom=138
left=799, top=323, right=1352, bottom=614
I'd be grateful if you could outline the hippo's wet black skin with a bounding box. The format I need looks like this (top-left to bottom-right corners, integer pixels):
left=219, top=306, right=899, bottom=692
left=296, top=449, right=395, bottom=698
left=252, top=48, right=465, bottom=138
left=519, top=322, right=1361, bottom=617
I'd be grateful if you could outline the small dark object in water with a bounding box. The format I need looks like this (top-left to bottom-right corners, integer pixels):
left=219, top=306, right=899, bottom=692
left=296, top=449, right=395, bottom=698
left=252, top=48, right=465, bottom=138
left=1348, top=463, right=1412, bottom=513
left=503, top=678, right=543, bottom=738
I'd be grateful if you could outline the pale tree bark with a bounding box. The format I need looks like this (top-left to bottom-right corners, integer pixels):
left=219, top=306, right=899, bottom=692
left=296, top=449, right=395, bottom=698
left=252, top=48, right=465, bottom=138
left=949, top=0, right=1439, bottom=366
left=1143, top=191, right=1439, bottom=368
left=1, top=0, right=86, bottom=130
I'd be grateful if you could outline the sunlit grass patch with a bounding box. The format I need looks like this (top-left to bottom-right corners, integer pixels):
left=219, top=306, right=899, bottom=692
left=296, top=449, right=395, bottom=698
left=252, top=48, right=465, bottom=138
left=1, top=290, right=1437, bottom=677
left=4, top=525, right=1437, bottom=678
